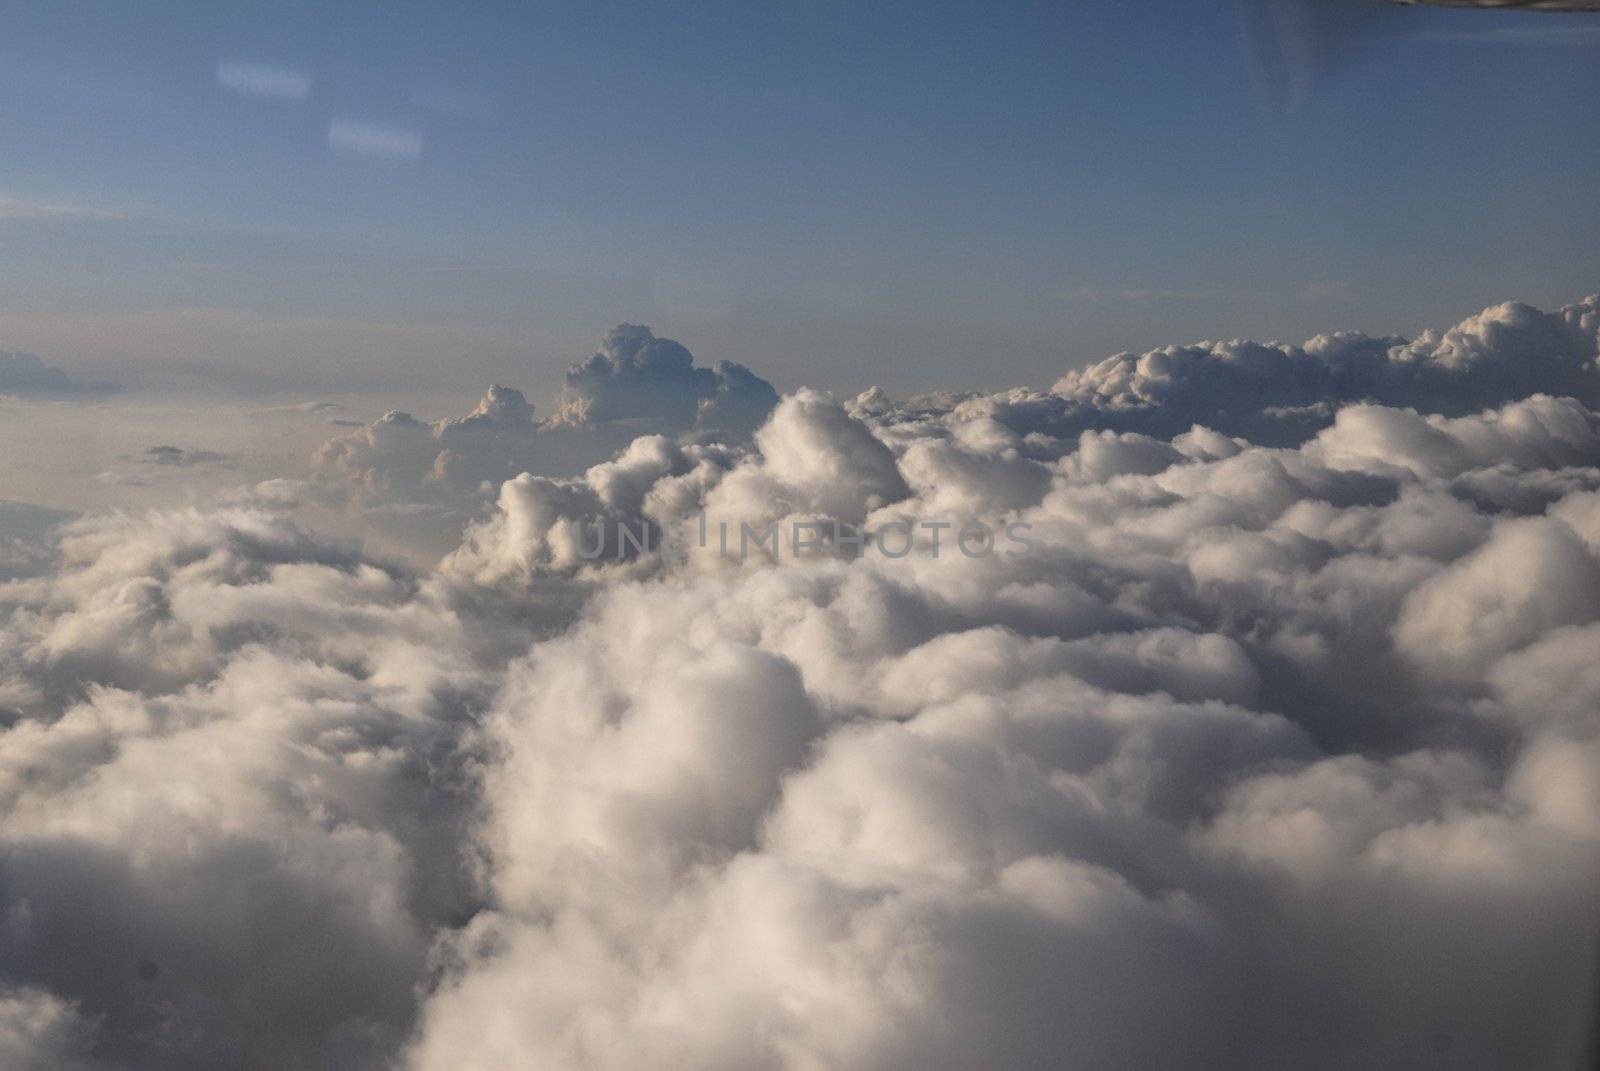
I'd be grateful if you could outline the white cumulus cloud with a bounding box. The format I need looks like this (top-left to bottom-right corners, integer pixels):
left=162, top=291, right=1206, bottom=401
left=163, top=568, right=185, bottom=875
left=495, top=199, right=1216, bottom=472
left=3, top=294, right=1600, bottom=1069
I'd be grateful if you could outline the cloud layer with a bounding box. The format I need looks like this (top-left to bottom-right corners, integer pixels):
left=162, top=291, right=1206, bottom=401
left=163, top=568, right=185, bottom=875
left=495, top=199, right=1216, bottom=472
left=3, top=296, right=1599, bottom=1069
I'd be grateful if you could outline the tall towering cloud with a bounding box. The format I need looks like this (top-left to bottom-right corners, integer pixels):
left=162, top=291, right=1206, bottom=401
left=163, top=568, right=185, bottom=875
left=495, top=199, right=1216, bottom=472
left=549, top=324, right=780, bottom=439
left=310, top=326, right=777, bottom=556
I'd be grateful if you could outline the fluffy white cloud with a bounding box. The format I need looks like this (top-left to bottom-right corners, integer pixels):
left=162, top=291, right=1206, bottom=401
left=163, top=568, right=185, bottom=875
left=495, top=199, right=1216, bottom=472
left=407, top=368, right=1600, bottom=1068
left=1039, top=295, right=1600, bottom=444
left=309, top=327, right=777, bottom=559
left=5, top=295, right=1600, bottom=1069
left=0, top=507, right=501, bottom=1068
left=550, top=324, right=780, bottom=439
left=1311, top=394, right=1600, bottom=480
left=314, top=327, right=776, bottom=508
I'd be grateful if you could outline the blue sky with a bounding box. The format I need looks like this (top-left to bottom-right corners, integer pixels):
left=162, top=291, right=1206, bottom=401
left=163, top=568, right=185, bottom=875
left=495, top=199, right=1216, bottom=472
left=1, top=0, right=1597, bottom=403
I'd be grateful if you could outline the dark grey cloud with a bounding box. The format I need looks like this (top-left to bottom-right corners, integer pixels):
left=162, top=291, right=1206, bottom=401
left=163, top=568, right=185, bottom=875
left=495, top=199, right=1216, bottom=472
left=139, top=446, right=235, bottom=467
left=0, top=352, right=120, bottom=398
left=259, top=402, right=347, bottom=416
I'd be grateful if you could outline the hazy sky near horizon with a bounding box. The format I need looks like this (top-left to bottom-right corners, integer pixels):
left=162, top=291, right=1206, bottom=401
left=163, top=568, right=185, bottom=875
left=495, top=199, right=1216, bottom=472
left=2, top=0, right=1598, bottom=405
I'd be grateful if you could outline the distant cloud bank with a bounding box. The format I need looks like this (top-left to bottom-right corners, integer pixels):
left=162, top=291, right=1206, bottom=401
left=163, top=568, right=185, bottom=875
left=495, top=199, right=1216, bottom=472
left=0, top=351, right=120, bottom=397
